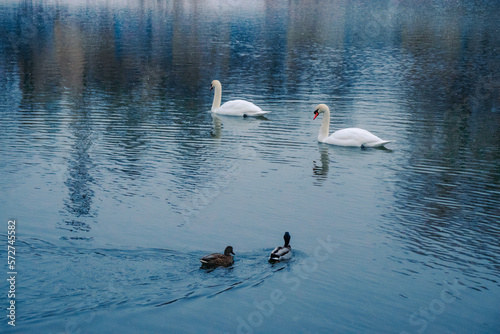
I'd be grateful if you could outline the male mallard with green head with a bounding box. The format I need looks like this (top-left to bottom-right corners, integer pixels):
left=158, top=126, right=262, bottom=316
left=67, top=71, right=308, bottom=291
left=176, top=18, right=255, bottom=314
left=269, top=232, right=292, bottom=262
left=200, top=246, right=235, bottom=267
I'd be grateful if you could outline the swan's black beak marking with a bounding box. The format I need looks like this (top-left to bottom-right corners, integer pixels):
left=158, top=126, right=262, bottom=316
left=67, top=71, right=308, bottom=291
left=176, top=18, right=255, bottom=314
left=313, top=110, right=319, bottom=120
left=210, top=85, right=213, bottom=91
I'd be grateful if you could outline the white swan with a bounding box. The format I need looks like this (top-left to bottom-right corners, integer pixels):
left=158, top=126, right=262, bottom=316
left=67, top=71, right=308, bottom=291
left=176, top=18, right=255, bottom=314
left=313, top=104, right=392, bottom=148
left=210, top=80, right=270, bottom=117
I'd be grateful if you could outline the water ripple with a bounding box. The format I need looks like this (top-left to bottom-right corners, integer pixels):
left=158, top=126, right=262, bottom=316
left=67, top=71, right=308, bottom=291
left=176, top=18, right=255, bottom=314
left=11, top=237, right=303, bottom=324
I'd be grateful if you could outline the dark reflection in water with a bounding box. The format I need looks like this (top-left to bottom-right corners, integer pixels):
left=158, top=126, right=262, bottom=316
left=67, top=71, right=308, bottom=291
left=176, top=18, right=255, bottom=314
left=378, top=1, right=500, bottom=289
left=385, top=151, right=500, bottom=287
left=61, top=102, right=95, bottom=234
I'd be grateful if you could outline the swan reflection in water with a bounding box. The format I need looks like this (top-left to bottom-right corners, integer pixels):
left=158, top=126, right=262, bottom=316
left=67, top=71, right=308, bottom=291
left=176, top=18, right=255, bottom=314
left=313, top=144, right=330, bottom=186
left=210, top=112, right=271, bottom=139
left=211, top=113, right=222, bottom=138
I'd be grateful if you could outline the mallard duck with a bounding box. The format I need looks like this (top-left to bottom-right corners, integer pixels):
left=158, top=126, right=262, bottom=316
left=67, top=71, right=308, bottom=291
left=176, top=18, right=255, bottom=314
left=269, top=232, right=292, bottom=262
left=200, top=246, right=235, bottom=267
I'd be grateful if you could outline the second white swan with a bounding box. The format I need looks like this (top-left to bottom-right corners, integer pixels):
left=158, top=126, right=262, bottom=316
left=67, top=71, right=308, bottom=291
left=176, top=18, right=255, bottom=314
left=210, top=80, right=270, bottom=117
left=313, top=104, right=392, bottom=148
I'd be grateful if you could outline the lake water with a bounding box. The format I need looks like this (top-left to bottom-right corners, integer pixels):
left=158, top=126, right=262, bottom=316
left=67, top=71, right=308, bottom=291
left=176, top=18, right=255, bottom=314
left=1, top=0, right=499, bottom=333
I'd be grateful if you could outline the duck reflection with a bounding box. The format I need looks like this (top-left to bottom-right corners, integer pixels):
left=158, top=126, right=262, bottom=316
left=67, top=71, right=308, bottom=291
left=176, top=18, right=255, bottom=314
left=312, top=144, right=330, bottom=186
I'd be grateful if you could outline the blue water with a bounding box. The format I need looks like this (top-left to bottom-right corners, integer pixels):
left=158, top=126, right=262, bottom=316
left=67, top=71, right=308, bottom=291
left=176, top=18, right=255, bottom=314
left=1, top=0, right=499, bottom=333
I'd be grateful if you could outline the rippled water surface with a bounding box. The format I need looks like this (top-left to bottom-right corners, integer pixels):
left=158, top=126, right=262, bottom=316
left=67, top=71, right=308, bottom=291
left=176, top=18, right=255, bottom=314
left=1, top=0, right=499, bottom=333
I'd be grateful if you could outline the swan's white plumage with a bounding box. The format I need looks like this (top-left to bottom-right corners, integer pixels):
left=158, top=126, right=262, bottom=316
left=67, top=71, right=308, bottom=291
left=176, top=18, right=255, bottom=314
left=210, top=80, right=270, bottom=117
left=314, top=104, right=392, bottom=147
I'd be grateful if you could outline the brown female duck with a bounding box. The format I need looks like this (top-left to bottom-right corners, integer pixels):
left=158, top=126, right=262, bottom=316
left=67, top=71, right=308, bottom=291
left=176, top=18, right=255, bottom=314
left=200, top=246, right=235, bottom=267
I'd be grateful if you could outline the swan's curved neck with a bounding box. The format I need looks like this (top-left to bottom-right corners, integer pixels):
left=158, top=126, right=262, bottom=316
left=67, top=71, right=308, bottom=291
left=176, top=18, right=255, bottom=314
left=212, top=84, right=222, bottom=111
left=318, top=108, right=330, bottom=141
